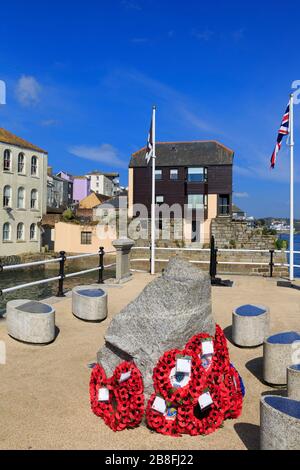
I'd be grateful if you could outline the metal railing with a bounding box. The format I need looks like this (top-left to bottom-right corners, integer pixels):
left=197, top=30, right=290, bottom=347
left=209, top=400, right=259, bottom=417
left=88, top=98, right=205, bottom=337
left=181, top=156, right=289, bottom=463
left=131, top=239, right=295, bottom=278
left=0, top=248, right=116, bottom=297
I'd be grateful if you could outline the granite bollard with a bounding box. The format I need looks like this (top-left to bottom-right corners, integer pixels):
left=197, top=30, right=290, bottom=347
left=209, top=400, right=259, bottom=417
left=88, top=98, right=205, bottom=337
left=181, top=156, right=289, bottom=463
left=263, top=331, right=300, bottom=385
left=6, top=299, right=55, bottom=344
left=260, top=395, right=300, bottom=450
left=97, top=257, right=215, bottom=398
left=72, top=285, right=107, bottom=322
left=232, top=304, right=269, bottom=347
left=287, top=364, right=300, bottom=401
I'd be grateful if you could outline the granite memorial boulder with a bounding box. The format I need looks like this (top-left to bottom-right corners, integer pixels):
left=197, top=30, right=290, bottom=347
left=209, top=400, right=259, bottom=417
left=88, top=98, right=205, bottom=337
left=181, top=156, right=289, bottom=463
left=97, top=257, right=215, bottom=397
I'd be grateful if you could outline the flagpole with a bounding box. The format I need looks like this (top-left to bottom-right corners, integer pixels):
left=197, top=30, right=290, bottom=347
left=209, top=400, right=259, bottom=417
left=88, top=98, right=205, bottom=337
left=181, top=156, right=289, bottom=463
left=289, top=93, right=294, bottom=282
left=151, top=106, right=156, bottom=275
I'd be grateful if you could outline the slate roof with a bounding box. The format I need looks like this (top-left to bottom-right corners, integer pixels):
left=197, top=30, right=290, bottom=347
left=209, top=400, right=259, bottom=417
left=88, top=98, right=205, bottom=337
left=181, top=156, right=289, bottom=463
left=129, top=140, right=234, bottom=167
left=79, top=192, right=110, bottom=209
left=0, top=127, right=47, bottom=153
left=97, top=191, right=128, bottom=209
left=87, top=171, right=119, bottom=177
left=232, top=204, right=245, bottom=214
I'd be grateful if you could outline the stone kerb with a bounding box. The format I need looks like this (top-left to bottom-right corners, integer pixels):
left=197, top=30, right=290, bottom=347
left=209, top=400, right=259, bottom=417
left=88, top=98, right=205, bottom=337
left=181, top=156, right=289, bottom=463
left=260, top=395, right=300, bottom=450
left=287, top=364, right=300, bottom=400
left=6, top=299, right=55, bottom=344
left=263, top=331, right=300, bottom=385
left=232, top=304, right=270, bottom=347
left=72, top=285, right=108, bottom=322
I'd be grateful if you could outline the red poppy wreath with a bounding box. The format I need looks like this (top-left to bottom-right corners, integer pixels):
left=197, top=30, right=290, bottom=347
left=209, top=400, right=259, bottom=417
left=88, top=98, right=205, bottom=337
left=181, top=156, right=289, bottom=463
left=177, top=383, right=225, bottom=436
left=89, top=362, right=144, bottom=432
left=146, top=393, right=181, bottom=437
left=152, top=348, right=206, bottom=406
left=185, top=324, right=230, bottom=377
left=223, top=364, right=243, bottom=420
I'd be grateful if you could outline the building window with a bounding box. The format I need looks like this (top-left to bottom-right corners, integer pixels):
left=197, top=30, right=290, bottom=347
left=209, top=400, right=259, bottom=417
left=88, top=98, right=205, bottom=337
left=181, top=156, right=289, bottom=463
left=17, top=187, right=25, bottom=209
left=30, top=223, right=37, bottom=240
left=187, top=194, right=207, bottom=209
left=155, top=195, right=164, bottom=205
left=3, top=149, right=11, bottom=171
left=3, top=222, right=11, bottom=242
left=170, top=169, right=178, bottom=180
left=155, top=169, right=162, bottom=180
left=3, top=185, right=12, bottom=207
left=30, top=189, right=38, bottom=209
left=187, top=167, right=207, bottom=183
left=17, top=222, right=25, bottom=241
left=31, top=156, right=38, bottom=176
left=18, top=153, right=25, bottom=173
left=219, top=194, right=230, bottom=215
left=81, top=231, right=92, bottom=245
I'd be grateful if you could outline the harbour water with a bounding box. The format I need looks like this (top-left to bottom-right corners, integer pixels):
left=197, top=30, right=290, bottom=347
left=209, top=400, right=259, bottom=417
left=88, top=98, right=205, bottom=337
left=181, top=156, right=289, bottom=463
left=278, top=233, right=300, bottom=278
left=0, top=267, right=115, bottom=315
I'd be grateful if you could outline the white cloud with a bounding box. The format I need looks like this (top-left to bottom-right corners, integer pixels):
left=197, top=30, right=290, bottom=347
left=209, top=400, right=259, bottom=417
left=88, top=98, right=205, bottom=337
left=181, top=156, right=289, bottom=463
left=234, top=192, right=249, bottom=198
left=232, top=28, right=245, bottom=41
left=121, top=0, right=141, bottom=10
left=234, top=158, right=300, bottom=184
left=131, top=37, right=149, bottom=44
left=15, top=75, right=41, bottom=107
left=191, top=29, right=214, bottom=41
left=40, top=119, right=59, bottom=127
left=68, top=143, right=127, bottom=168
left=115, top=68, right=222, bottom=135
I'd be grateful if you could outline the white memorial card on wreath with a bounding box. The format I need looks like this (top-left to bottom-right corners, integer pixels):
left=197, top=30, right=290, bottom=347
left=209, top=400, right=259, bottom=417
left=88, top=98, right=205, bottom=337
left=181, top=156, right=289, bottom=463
left=176, top=356, right=192, bottom=375
left=198, top=390, right=213, bottom=410
left=152, top=396, right=167, bottom=414
left=98, top=387, right=110, bottom=402
left=119, top=371, right=131, bottom=383
left=201, top=340, right=214, bottom=355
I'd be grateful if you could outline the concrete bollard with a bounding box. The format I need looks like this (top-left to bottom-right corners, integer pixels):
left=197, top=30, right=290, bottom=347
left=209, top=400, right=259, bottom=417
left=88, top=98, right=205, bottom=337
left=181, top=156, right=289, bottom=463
left=287, top=364, right=300, bottom=401
left=232, top=304, right=269, bottom=347
left=260, top=395, right=300, bottom=450
left=263, top=331, right=300, bottom=385
left=72, top=285, right=108, bottom=322
left=6, top=299, right=55, bottom=344
left=112, top=237, right=135, bottom=283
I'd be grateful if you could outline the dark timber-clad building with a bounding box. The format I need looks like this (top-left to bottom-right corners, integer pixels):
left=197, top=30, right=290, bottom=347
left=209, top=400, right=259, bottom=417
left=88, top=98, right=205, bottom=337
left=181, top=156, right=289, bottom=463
left=128, top=140, right=234, bottom=244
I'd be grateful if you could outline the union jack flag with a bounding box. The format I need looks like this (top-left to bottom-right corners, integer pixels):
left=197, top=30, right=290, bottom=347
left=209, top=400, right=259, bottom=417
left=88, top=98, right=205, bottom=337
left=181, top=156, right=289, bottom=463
left=270, top=103, right=290, bottom=168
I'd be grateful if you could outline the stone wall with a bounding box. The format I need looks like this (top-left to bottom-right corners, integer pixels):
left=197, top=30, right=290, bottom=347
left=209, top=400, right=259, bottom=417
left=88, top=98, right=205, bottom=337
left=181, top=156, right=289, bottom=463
left=211, top=219, right=276, bottom=249
left=130, top=249, right=288, bottom=278
left=130, top=218, right=289, bottom=277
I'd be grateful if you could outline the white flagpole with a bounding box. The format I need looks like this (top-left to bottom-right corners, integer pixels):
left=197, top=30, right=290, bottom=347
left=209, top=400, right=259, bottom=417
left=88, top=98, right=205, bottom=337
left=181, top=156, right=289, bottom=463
left=289, top=93, right=294, bottom=282
left=151, top=106, right=156, bottom=275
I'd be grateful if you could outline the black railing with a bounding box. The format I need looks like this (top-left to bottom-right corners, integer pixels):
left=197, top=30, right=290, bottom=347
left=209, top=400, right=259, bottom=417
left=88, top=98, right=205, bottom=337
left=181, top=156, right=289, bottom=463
left=209, top=236, right=275, bottom=280
left=0, top=247, right=116, bottom=298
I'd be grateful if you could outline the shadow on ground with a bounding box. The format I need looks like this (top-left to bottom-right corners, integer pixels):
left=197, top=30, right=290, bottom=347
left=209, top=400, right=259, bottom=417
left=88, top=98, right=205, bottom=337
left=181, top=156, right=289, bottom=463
left=223, top=325, right=234, bottom=345
left=234, top=423, right=260, bottom=450
left=245, top=357, right=265, bottom=384
left=261, top=389, right=287, bottom=397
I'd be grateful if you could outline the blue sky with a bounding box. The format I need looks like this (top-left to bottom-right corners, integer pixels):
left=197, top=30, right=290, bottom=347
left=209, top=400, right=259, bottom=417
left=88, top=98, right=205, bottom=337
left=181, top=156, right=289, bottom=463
left=0, top=0, right=300, bottom=217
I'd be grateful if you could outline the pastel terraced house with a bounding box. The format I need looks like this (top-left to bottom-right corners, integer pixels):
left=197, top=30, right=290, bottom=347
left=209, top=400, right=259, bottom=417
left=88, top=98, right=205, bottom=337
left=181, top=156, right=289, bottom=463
left=0, top=128, right=47, bottom=256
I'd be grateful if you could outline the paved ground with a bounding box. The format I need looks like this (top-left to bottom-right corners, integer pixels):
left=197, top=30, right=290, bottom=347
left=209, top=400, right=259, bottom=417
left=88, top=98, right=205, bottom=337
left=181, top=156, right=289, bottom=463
left=0, top=273, right=300, bottom=450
